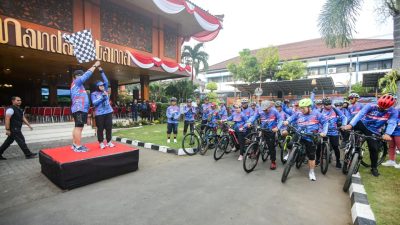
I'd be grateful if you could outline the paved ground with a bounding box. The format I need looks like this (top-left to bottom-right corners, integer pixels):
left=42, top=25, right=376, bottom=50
left=0, top=138, right=351, bottom=225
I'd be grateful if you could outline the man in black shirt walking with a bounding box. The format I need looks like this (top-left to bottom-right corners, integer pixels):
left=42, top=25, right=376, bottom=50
left=0, top=96, right=37, bottom=160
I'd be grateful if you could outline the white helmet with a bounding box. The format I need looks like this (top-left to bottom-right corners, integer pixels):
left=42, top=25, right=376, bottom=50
left=261, top=100, right=273, bottom=110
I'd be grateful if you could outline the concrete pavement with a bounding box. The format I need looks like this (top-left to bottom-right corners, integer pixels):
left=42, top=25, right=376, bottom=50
left=0, top=139, right=351, bottom=225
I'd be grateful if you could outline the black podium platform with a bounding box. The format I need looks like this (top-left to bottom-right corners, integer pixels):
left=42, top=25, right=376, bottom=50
left=39, top=142, right=139, bottom=189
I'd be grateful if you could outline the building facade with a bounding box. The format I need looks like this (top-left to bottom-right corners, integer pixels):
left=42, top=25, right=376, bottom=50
left=202, top=38, right=393, bottom=97
left=0, top=0, right=222, bottom=106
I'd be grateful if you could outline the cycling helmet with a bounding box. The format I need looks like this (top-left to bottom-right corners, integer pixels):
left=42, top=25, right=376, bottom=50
left=251, top=102, right=257, bottom=106
left=378, top=94, right=396, bottom=109
left=294, top=101, right=299, bottom=107
left=348, top=93, right=360, bottom=99
left=187, top=98, right=192, bottom=103
left=275, top=100, right=283, bottom=107
left=170, top=97, right=177, bottom=102
left=261, top=100, right=274, bottom=110
left=314, top=99, right=322, bottom=105
left=322, top=97, right=332, bottom=105
left=334, top=101, right=343, bottom=107
left=204, top=97, right=209, bottom=101
left=211, top=102, right=217, bottom=107
left=96, top=81, right=104, bottom=86
left=299, top=98, right=312, bottom=107
left=241, top=98, right=249, bottom=104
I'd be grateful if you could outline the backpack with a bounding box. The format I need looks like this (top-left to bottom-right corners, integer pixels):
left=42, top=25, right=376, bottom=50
left=320, top=107, right=342, bottom=127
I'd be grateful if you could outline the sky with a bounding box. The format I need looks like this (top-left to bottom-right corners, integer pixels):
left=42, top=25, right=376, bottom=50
left=188, top=0, right=393, bottom=66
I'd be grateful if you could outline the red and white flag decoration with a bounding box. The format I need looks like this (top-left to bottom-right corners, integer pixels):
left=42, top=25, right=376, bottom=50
left=152, top=0, right=223, bottom=42
left=126, top=51, right=191, bottom=74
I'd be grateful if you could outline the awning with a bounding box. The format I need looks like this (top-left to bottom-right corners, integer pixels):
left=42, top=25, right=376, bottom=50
left=362, top=72, right=386, bottom=87
left=131, top=0, right=223, bottom=42
left=231, top=77, right=335, bottom=95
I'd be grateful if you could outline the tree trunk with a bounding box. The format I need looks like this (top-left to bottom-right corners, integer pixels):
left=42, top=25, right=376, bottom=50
left=394, top=13, right=400, bottom=105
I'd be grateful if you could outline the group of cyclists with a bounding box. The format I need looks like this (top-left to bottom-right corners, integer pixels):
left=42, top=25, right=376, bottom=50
left=168, top=89, right=399, bottom=182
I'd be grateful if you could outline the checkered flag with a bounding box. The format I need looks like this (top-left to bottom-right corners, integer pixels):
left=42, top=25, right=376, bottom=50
left=63, top=30, right=96, bottom=63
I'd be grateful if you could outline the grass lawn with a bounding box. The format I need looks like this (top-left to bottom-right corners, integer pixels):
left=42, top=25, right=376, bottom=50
left=114, top=122, right=187, bottom=149
left=359, top=156, right=400, bottom=225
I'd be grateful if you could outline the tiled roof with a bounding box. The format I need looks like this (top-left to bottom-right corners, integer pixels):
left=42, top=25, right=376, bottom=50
left=208, top=38, right=393, bottom=71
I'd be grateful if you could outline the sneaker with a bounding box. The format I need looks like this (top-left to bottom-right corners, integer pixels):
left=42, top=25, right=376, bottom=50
left=73, top=146, right=88, bottom=153
left=107, top=142, right=115, bottom=148
left=100, top=142, right=106, bottom=149
left=174, top=139, right=177, bottom=143
left=71, top=144, right=76, bottom=150
left=371, top=168, right=380, bottom=177
left=167, top=139, right=170, bottom=143
left=238, top=155, right=243, bottom=161
left=396, top=150, right=400, bottom=155
left=309, top=171, right=316, bottom=181
left=315, top=160, right=320, bottom=167
left=394, top=164, right=400, bottom=169
left=270, top=161, right=277, bottom=170
left=336, top=161, right=342, bottom=169
left=25, top=153, right=38, bottom=159
left=382, top=160, right=397, bottom=167
left=0, top=155, right=6, bottom=160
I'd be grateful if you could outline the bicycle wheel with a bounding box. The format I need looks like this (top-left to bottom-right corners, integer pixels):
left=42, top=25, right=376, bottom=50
left=320, top=142, right=330, bottom=175
left=182, top=133, right=200, bottom=156
left=295, top=150, right=305, bottom=169
left=343, top=152, right=360, bottom=192
left=244, top=132, right=257, bottom=147
left=360, top=141, right=388, bottom=167
left=194, top=127, right=203, bottom=139
left=243, top=142, right=260, bottom=173
left=199, top=135, right=209, bottom=155
left=214, top=135, right=229, bottom=160
left=280, top=136, right=291, bottom=164
left=281, top=146, right=298, bottom=183
left=261, top=142, right=270, bottom=162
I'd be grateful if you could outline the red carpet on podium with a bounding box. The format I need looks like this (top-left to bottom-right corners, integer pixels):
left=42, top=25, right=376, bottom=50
left=39, top=142, right=139, bottom=189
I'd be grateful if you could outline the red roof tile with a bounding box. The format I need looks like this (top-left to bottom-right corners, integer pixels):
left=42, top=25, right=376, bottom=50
left=208, top=38, right=393, bottom=71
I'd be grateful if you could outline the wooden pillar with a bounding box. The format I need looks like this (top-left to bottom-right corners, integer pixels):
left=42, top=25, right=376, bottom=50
left=110, top=79, right=118, bottom=105
left=48, top=77, right=58, bottom=106
left=140, top=75, right=149, bottom=101
left=32, top=79, right=43, bottom=106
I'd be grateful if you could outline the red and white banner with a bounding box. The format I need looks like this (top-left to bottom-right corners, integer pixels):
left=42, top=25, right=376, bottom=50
left=126, top=50, right=191, bottom=74
left=152, top=0, right=222, bottom=42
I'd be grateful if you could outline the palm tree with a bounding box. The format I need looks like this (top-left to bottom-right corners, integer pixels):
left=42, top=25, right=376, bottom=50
left=181, top=43, right=209, bottom=83
left=318, top=0, right=400, bottom=98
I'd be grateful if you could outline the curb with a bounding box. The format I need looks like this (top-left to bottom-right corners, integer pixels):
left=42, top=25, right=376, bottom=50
left=113, top=136, right=188, bottom=155
left=349, top=173, right=377, bottom=225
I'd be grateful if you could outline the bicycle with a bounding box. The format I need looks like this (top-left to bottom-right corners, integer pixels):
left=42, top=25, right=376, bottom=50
left=214, top=122, right=239, bottom=160
left=342, top=130, right=385, bottom=192
left=199, top=125, right=220, bottom=155
left=243, top=127, right=274, bottom=173
left=317, top=136, right=332, bottom=175
left=281, top=125, right=318, bottom=183
left=182, top=122, right=203, bottom=156
left=278, top=129, right=292, bottom=164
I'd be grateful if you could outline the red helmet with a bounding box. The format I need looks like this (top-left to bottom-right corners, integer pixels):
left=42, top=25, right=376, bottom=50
left=377, top=94, right=396, bottom=109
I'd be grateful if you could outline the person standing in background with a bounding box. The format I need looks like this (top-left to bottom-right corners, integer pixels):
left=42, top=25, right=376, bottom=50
left=131, top=99, right=139, bottom=121
left=0, top=96, right=37, bottom=160
left=150, top=100, right=157, bottom=122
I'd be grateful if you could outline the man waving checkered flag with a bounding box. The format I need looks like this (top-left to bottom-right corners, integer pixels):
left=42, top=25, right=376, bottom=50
left=63, top=30, right=96, bottom=63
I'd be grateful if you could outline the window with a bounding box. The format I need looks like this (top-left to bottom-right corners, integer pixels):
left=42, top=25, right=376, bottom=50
left=359, top=63, right=368, bottom=71
left=319, top=67, right=326, bottom=75
left=382, top=60, right=392, bottom=69
left=319, top=57, right=335, bottom=61
left=367, top=61, right=380, bottom=70
left=336, top=64, right=348, bottom=73
left=308, top=67, right=319, bottom=75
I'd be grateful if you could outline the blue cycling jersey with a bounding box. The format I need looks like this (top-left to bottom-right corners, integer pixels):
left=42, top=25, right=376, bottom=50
left=182, top=105, right=196, bottom=122
left=247, top=108, right=282, bottom=130
left=166, top=105, right=180, bottom=124
left=201, top=103, right=211, bottom=120
left=227, top=111, right=249, bottom=132
left=348, top=102, right=363, bottom=120
left=320, top=107, right=347, bottom=136
left=70, top=71, right=93, bottom=113
left=349, top=103, right=398, bottom=135
left=90, top=71, right=113, bottom=116
left=218, top=105, right=228, bottom=120
left=390, top=108, right=400, bottom=136
left=287, top=111, right=328, bottom=142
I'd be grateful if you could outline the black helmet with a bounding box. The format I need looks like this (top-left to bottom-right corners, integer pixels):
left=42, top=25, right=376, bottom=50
left=187, top=98, right=192, bottom=103
left=275, top=101, right=283, bottom=107
left=322, top=97, right=332, bottom=105
left=334, top=101, right=343, bottom=107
